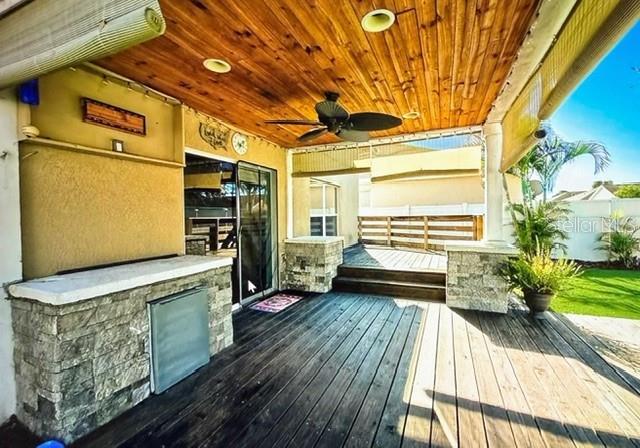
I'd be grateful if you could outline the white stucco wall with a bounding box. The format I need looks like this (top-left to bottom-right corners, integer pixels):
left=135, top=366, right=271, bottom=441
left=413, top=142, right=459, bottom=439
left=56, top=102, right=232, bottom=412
left=0, top=88, right=21, bottom=422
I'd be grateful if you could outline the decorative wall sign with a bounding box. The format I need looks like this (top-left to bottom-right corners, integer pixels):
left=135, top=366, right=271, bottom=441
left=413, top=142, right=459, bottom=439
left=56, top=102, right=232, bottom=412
left=199, top=122, right=229, bottom=150
left=82, top=98, right=146, bottom=135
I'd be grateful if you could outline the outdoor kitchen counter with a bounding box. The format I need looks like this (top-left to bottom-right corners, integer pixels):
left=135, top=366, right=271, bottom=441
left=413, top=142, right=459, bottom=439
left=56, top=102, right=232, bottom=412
left=8, top=255, right=232, bottom=305
left=8, top=254, right=235, bottom=442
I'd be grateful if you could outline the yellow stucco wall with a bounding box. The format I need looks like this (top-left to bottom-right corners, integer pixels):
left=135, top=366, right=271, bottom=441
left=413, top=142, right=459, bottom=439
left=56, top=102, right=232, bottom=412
left=31, top=68, right=180, bottom=163
left=20, top=68, right=184, bottom=279
left=292, top=177, right=311, bottom=237
left=19, top=144, right=183, bottom=278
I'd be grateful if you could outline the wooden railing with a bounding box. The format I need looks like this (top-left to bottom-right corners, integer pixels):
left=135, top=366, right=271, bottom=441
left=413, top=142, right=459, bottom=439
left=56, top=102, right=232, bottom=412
left=358, top=215, right=483, bottom=251
left=186, top=217, right=236, bottom=252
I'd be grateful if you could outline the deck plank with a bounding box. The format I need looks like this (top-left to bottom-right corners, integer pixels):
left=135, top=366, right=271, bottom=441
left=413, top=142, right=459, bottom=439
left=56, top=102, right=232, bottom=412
left=342, top=246, right=447, bottom=272
left=402, top=303, right=439, bottom=447
left=73, top=294, right=640, bottom=448
left=478, top=314, right=566, bottom=448
left=227, top=297, right=389, bottom=448
left=534, top=316, right=640, bottom=445
left=261, top=300, right=397, bottom=447
left=316, top=305, right=418, bottom=447
left=286, top=304, right=404, bottom=447
left=370, top=305, right=426, bottom=448
left=504, top=315, right=604, bottom=447
left=199, top=296, right=375, bottom=447
left=488, top=315, right=576, bottom=447
left=515, top=314, right=635, bottom=447
left=430, top=304, right=458, bottom=447
left=452, top=310, right=487, bottom=447
left=463, top=311, right=521, bottom=448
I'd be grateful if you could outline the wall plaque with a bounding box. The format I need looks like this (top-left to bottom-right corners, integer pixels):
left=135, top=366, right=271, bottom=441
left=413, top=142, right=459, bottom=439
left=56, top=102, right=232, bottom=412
left=199, top=122, right=229, bottom=150
left=82, top=98, right=146, bottom=135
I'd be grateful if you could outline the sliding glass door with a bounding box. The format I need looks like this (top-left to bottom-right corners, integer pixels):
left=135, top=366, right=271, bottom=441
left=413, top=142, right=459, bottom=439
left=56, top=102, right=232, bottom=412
left=237, top=163, right=277, bottom=303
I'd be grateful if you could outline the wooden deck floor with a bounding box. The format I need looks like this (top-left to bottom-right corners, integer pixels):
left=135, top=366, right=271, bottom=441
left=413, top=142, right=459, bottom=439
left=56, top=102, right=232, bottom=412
left=343, top=245, right=447, bottom=272
left=75, top=293, right=640, bottom=448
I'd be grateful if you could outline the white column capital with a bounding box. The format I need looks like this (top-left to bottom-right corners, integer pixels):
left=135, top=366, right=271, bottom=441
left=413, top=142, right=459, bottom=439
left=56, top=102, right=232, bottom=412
left=483, top=121, right=503, bottom=138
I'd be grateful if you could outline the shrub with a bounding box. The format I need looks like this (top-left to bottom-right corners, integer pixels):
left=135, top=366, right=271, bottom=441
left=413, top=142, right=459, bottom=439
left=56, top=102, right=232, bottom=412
left=615, top=184, right=640, bottom=198
left=511, top=201, right=569, bottom=257
left=599, top=214, right=640, bottom=267
left=500, top=249, right=581, bottom=295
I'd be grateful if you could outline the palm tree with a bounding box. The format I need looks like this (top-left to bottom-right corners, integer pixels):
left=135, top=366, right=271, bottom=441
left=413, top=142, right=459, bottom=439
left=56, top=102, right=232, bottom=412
left=510, top=125, right=611, bottom=202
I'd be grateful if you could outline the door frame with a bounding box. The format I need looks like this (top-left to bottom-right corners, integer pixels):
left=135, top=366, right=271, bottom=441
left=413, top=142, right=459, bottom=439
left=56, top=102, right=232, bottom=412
left=237, top=161, right=279, bottom=305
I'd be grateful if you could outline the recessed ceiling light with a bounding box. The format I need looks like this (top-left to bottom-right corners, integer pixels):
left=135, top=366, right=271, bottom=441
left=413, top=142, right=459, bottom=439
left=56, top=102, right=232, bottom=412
left=361, top=9, right=396, bottom=33
left=402, top=111, right=420, bottom=120
left=203, top=58, right=231, bottom=73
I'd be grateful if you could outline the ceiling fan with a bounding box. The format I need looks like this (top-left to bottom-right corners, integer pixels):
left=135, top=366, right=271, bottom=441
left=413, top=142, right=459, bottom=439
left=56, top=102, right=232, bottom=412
left=265, top=92, right=402, bottom=143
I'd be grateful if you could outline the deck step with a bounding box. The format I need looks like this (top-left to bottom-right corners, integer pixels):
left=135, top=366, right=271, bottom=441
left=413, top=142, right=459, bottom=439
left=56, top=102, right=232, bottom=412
left=337, top=265, right=446, bottom=286
left=332, top=277, right=445, bottom=301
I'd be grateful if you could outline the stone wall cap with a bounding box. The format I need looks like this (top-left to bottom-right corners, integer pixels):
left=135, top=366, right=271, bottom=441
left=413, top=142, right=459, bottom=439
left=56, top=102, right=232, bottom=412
left=8, top=255, right=233, bottom=306
left=445, top=241, right=518, bottom=255
left=185, top=235, right=208, bottom=241
left=285, top=236, right=344, bottom=244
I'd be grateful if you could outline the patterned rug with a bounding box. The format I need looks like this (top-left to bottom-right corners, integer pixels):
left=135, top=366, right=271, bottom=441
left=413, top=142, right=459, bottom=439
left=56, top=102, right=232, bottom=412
left=250, top=294, right=304, bottom=313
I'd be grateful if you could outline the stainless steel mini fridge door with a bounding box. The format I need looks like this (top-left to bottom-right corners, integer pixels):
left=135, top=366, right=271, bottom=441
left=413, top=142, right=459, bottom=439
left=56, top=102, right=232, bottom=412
left=149, top=287, right=209, bottom=393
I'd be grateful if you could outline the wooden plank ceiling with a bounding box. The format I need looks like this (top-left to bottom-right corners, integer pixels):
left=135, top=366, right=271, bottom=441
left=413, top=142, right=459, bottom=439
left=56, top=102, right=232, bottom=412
left=97, top=0, right=539, bottom=147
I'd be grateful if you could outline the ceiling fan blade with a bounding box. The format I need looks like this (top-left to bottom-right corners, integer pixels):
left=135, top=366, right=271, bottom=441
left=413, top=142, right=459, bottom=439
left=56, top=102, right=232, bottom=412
left=336, top=129, right=370, bottom=142
left=265, top=119, right=323, bottom=126
left=315, top=100, right=349, bottom=121
left=297, top=127, right=329, bottom=142
left=347, top=112, right=402, bottom=131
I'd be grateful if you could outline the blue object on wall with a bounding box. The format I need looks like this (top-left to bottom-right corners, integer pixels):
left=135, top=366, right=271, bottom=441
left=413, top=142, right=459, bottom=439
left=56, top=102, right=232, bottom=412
left=18, top=79, right=39, bottom=105
left=36, top=440, right=65, bottom=448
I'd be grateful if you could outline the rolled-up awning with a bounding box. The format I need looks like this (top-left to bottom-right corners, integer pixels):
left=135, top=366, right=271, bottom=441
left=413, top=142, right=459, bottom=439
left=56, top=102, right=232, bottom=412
left=0, top=0, right=165, bottom=88
left=501, top=0, right=640, bottom=172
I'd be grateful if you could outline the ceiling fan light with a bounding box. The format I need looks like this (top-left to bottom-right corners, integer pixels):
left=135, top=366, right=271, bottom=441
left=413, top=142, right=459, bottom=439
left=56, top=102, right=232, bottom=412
left=361, top=9, right=395, bottom=33
left=402, top=111, right=420, bottom=120
left=203, top=58, right=231, bottom=73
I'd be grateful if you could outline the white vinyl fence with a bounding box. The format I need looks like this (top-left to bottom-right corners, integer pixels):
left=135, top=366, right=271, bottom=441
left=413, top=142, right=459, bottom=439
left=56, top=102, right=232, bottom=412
left=556, top=199, right=640, bottom=262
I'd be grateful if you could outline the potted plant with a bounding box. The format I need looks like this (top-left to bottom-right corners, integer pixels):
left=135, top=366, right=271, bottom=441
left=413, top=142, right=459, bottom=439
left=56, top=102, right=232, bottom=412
left=500, top=249, right=581, bottom=316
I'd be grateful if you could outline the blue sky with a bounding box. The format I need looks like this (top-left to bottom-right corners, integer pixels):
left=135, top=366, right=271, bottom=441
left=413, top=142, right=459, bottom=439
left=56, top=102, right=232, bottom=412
left=549, top=21, right=640, bottom=193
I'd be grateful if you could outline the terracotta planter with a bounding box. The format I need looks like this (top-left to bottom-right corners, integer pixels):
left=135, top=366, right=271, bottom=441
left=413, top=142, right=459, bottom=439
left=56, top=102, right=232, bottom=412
left=523, top=290, right=554, bottom=317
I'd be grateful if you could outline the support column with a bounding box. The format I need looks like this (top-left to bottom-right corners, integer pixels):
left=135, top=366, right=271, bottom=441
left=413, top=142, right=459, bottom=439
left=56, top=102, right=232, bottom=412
left=0, top=88, right=22, bottom=422
left=483, top=121, right=506, bottom=244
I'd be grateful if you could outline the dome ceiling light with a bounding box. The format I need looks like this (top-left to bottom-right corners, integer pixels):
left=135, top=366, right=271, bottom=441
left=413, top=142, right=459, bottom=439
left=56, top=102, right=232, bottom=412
left=361, top=9, right=396, bottom=33
left=203, top=58, right=231, bottom=73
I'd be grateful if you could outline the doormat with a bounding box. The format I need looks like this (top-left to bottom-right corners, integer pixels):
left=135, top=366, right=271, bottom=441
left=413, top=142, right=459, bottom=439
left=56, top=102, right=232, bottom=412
left=250, top=294, right=304, bottom=313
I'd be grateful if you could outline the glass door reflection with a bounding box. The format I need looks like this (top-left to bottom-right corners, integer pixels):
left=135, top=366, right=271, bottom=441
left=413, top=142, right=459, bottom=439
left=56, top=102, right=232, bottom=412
left=237, top=163, right=277, bottom=303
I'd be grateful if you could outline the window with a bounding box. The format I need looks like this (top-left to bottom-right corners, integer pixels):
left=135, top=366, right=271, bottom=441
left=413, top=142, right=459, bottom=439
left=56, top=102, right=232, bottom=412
left=310, top=181, right=338, bottom=237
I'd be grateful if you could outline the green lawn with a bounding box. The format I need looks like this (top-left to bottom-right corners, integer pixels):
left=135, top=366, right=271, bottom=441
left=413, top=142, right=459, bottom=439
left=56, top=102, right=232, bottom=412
left=552, top=268, right=640, bottom=319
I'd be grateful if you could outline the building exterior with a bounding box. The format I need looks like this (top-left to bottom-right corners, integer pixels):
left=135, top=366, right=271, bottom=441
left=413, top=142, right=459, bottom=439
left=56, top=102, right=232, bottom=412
left=0, top=0, right=638, bottom=443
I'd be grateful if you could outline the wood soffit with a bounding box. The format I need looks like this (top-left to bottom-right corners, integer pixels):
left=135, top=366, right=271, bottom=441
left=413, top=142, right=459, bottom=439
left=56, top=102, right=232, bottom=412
left=97, top=0, right=540, bottom=147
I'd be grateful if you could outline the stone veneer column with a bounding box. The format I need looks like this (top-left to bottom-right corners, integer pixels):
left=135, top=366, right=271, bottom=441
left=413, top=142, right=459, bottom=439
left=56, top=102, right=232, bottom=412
left=185, top=235, right=208, bottom=256
left=10, top=265, right=233, bottom=442
left=283, top=237, right=344, bottom=293
left=446, top=245, right=516, bottom=314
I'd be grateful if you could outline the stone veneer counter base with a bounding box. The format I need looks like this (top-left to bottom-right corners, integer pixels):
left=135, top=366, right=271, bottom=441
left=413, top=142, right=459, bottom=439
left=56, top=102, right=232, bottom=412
left=8, top=255, right=234, bottom=442
left=283, top=237, right=344, bottom=293
left=445, top=242, right=517, bottom=314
